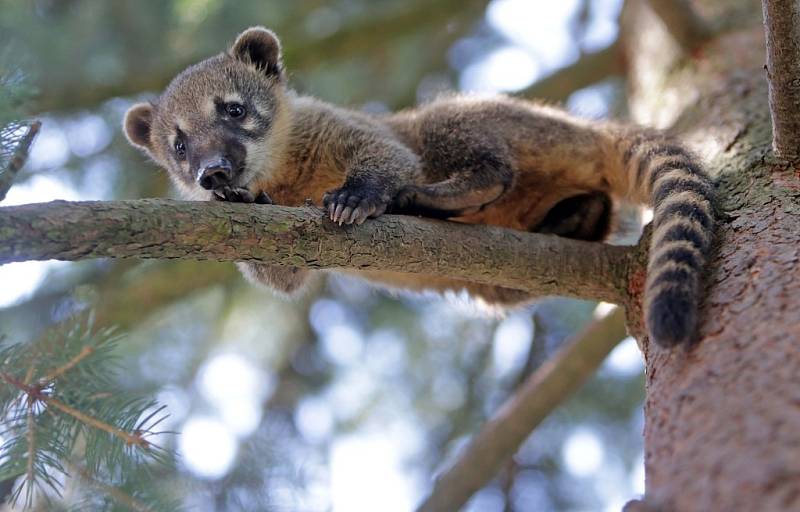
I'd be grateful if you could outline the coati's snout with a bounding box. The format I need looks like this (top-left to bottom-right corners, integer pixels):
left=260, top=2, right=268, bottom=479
left=196, top=156, right=233, bottom=190
left=189, top=138, right=248, bottom=190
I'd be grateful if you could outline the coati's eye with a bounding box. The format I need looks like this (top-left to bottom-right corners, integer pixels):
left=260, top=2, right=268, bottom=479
left=174, top=139, right=186, bottom=160
left=226, top=103, right=246, bottom=119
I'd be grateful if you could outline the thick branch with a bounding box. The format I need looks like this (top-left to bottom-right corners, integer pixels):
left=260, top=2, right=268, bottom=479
left=762, top=0, right=800, bottom=159
left=416, top=307, right=628, bottom=512
left=520, top=41, right=623, bottom=102
left=646, top=0, right=710, bottom=51
left=0, top=199, right=634, bottom=305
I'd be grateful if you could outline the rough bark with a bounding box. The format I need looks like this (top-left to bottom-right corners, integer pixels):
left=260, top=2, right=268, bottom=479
left=762, top=0, right=800, bottom=159
left=0, top=200, right=634, bottom=305
left=622, top=0, right=800, bottom=510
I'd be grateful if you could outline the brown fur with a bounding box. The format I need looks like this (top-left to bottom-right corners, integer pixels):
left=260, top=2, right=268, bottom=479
left=124, top=27, right=715, bottom=347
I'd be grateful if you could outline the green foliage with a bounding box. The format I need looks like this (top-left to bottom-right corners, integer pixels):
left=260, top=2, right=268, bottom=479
left=0, top=49, right=35, bottom=184
left=0, top=49, right=32, bottom=128
left=0, top=317, right=176, bottom=511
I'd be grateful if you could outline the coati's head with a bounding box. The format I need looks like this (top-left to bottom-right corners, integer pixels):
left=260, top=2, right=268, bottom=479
left=123, top=27, right=290, bottom=199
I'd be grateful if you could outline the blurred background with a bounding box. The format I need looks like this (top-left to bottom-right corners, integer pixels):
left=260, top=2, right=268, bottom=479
left=0, top=1, right=646, bottom=510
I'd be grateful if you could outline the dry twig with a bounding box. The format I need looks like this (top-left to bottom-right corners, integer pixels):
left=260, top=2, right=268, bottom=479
left=0, top=121, right=40, bottom=202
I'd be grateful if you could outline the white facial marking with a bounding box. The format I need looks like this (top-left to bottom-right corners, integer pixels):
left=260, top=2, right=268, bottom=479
left=175, top=116, right=188, bottom=133
left=203, top=97, right=216, bottom=117
left=224, top=93, right=243, bottom=105
left=241, top=139, right=270, bottom=186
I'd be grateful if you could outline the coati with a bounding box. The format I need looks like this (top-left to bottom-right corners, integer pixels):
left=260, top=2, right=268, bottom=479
left=123, top=27, right=715, bottom=348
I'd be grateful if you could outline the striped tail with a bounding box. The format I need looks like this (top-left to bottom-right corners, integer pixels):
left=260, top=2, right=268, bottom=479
left=624, top=136, right=716, bottom=347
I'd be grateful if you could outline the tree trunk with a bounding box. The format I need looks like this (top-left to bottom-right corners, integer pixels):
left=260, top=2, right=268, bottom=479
left=623, top=1, right=800, bottom=510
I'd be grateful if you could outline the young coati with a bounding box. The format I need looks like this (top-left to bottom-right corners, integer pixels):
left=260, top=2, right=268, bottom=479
left=123, top=27, right=715, bottom=348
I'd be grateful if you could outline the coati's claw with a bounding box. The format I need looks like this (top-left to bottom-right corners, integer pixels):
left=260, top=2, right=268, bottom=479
left=351, top=207, right=368, bottom=225
left=255, top=191, right=273, bottom=204
left=214, top=186, right=270, bottom=205
left=333, top=203, right=346, bottom=223
left=231, top=187, right=254, bottom=203
left=323, top=185, right=390, bottom=225
left=339, top=206, right=354, bottom=225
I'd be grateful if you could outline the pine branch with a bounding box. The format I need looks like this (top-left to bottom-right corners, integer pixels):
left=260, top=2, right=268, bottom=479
left=646, top=0, right=711, bottom=51
left=69, top=462, right=155, bottom=512
left=0, top=372, right=151, bottom=450
left=41, top=347, right=94, bottom=383
left=24, top=401, right=35, bottom=506
left=0, top=200, right=635, bottom=306
left=0, top=322, right=173, bottom=508
left=0, top=121, right=40, bottom=202
left=761, top=0, right=800, bottom=160
left=416, top=306, right=627, bottom=512
left=43, top=395, right=148, bottom=449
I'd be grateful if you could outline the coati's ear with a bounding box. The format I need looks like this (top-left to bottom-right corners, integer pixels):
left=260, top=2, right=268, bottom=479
left=124, top=103, right=155, bottom=154
left=230, top=27, right=283, bottom=79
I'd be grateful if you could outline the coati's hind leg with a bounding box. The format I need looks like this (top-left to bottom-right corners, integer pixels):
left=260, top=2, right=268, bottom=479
left=534, top=192, right=613, bottom=241
left=391, top=176, right=509, bottom=219
left=237, top=262, right=315, bottom=295
left=391, top=150, right=514, bottom=219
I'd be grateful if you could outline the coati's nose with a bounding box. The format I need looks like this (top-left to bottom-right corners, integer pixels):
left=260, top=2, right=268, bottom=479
left=197, top=157, right=233, bottom=190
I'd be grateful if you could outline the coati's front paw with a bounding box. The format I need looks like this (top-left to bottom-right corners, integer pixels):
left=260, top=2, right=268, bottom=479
left=322, top=184, right=390, bottom=225
left=213, top=186, right=272, bottom=204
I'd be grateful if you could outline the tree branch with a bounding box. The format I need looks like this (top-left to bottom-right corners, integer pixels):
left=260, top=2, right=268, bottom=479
left=416, top=306, right=628, bottom=512
left=520, top=41, right=623, bottom=102
left=646, top=0, right=711, bottom=51
left=0, top=121, right=40, bottom=202
left=0, top=199, right=634, bottom=305
left=761, top=0, right=800, bottom=160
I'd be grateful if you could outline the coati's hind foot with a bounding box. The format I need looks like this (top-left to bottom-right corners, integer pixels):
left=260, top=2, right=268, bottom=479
left=391, top=180, right=507, bottom=219
left=323, top=183, right=391, bottom=225
left=535, top=192, right=613, bottom=241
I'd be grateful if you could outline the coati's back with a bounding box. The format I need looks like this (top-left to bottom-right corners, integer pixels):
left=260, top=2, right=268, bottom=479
left=386, top=96, right=622, bottom=228
left=123, top=26, right=715, bottom=348
left=387, top=95, right=715, bottom=346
